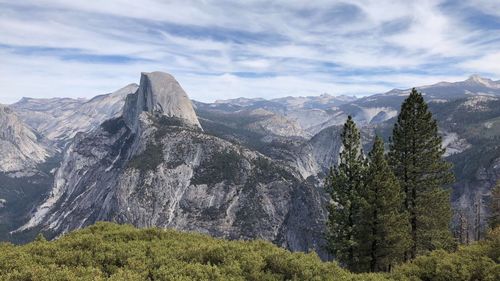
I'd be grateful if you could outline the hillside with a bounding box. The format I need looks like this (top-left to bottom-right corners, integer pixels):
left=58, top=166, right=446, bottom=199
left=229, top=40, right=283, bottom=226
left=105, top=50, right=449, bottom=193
left=0, top=222, right=499, bottom=280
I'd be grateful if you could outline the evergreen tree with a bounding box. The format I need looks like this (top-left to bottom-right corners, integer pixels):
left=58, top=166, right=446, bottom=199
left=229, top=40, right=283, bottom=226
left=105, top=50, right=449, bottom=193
left=325, top=116, right=365, bottom=271
left=388, top=88, right=455, bottom=259
left=359, top=136, right=410, bottom=272
left=34, top=233, right=46, bottom=242
left=489, top=181, right=500, bottom=230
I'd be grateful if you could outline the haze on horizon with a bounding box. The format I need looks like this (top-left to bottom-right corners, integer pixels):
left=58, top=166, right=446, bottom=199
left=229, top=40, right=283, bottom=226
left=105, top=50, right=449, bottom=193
left=0, top=0, right=499, bottom=104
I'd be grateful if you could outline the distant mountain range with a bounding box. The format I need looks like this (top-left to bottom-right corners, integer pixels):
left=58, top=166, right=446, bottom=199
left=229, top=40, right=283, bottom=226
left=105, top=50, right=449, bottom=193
left=1, top=73, right=499, bottom=256
left=11, top=84, right=138, bottom=146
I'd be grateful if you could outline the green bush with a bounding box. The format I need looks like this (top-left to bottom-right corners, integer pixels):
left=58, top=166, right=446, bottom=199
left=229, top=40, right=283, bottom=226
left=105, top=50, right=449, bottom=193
left=391, top=229, right=500, bottom=281
left=0, top=223, right=498, bottom=280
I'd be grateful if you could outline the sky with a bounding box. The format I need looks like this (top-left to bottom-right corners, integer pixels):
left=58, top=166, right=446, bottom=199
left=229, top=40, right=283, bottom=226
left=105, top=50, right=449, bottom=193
left=1, top=0, right=500, bottom=104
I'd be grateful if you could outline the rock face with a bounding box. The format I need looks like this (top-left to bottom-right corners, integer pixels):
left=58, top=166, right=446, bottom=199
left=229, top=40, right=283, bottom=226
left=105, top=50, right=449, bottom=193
left=0, top=105, right=51, bottom=173
left=19, top=72, right=327, bottom=257
left=452, top=156, right=500, bottom=240
left=123, top=72, right=200, bottom=130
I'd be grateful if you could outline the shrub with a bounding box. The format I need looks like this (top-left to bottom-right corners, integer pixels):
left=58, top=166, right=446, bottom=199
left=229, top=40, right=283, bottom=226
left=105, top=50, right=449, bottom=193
left=0, top=223, right=498, bottom=281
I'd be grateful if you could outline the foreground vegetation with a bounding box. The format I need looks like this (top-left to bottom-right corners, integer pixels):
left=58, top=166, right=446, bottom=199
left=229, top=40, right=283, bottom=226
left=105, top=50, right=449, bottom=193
left=0, top=222, right=498, bottom=280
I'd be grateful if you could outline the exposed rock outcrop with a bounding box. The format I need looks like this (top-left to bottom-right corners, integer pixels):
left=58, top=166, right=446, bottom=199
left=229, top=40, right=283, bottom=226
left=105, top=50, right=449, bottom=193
left=123, top=72, right=201, bottom=131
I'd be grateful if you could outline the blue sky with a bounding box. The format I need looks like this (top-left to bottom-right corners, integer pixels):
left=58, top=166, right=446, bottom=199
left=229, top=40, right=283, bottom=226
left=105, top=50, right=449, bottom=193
left=0, top=0, right=499, bottom=104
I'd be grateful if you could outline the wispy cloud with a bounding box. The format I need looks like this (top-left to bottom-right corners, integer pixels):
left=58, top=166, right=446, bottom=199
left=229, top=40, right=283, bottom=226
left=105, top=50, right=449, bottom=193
left=0, top=0, right=499, bottom=103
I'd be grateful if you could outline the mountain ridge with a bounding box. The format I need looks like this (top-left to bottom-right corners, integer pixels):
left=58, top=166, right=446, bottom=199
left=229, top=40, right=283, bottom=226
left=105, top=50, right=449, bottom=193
left=3, top=72, right=500, bottom=254
left=16, top=72, right=328, bottom=257
left=10, top=83, right=138, bottom=146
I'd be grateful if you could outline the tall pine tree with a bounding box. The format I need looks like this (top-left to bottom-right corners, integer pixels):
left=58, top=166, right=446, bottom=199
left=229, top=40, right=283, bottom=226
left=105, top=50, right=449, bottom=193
left=358, top=136, right=410, bottom=272
left=388, top=88, right=455, bottom=259
left=489, top=181, right=500, bottom=230
left=325, top=116, right=365, bottom=271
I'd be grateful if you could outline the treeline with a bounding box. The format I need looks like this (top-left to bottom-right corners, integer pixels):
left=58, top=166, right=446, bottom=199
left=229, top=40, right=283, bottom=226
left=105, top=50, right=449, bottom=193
left=0, top=222, right=499, bottom=280
left=325, top=89, right=456, bottom=272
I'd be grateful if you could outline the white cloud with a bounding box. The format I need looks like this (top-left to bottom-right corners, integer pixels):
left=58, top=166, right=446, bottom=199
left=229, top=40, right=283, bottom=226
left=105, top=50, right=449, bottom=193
left=0, top=0, right=498, bottom=104
left=178, top=73, right=391, bottom=102
left=466, top=0, right=500, bottom=18
left=459, top=52, right=500, bottom=76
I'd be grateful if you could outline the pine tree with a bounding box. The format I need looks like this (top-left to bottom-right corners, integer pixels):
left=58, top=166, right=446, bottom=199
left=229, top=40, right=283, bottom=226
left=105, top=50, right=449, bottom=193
left=325, top=116, right=365, bottom=271
left=358, top=136, right=410, bottom=272
left=388, top=88, right=455, bottom=259
left=489, top=181, right=500, bottom=229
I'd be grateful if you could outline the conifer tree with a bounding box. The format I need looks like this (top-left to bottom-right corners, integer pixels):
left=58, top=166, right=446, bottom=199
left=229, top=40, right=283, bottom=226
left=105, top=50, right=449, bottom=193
left=388, top=88, right=455, bottom=259
left=359, top=136, right=410, bottom=272
left=489, top=181, right=500, bottom=230
left=34, top=233, right=46, bottom=242
left=325, top=116, right=365, bottom=271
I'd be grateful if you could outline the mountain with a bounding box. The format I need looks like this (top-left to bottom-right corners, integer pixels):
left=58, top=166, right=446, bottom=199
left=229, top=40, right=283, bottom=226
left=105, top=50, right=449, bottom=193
left=17, top=72, right=327, bottom=257
left=214, top=93, right=356, bottom=109
left=352, top=75, right=500, bottom=109
left=429, top=95, right=500, bottom=238
left=0, top=105, right=58, bottom=242
left=196, top=75, right=500, bottom=239
left=5, top=73, right=500, bottom=253
left=207, top=93, right=356, bottom=136
left=343, top=76, right=500, bottom=238
left=123, top=72, right=200, bottom=130
left=11, top=84, right=138, bottom=146
left=210, top=75, right=500, bottom=138
left=0, top=105, right=52, bottom=174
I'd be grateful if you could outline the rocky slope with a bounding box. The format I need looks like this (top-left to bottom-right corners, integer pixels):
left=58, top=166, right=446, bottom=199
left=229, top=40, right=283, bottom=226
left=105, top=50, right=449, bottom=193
left=19, top=72, right=328, bottom=257
left=11, top=84, right=138, bottom=146
left=0, top=104, right=52, bottom=174
left=0, top=105, right=57, bottom=242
